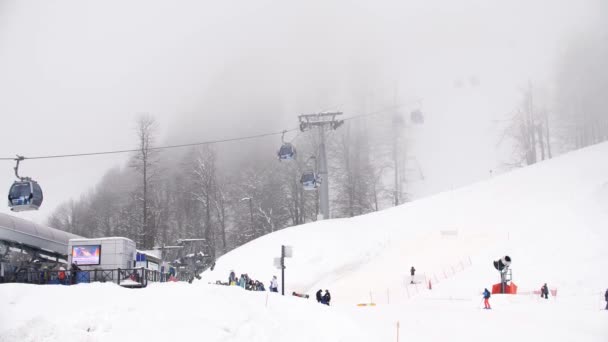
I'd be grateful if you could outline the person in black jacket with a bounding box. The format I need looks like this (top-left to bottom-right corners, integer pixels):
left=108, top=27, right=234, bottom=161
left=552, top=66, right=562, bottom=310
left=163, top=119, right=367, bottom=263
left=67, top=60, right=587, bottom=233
left=316, top=289, right=323, bottom=303
left=604, top=289, right=608, bottom=310
left=410, top=266, right=416, bottom=284
left=541, top=283, right=549, bottom=299
left=70, top=263, right=81, bottom=285
left=322, top=290, right=331, bottom=306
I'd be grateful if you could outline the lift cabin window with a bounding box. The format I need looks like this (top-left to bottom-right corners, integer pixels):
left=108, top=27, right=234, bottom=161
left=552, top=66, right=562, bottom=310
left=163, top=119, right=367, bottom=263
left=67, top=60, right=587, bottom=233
left=72, top=245, right=101, bottom=265
left=9, top=182, right=30, bottom=199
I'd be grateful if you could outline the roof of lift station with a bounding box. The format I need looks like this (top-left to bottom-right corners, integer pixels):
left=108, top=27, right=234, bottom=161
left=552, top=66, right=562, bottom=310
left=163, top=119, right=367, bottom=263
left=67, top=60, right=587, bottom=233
left=0, top=212, right=82, bottom=256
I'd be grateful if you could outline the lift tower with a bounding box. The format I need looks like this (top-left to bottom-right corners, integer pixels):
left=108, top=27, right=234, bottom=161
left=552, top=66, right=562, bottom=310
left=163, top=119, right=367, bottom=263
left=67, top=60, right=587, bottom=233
left=298, top=112, right=344, bottom=220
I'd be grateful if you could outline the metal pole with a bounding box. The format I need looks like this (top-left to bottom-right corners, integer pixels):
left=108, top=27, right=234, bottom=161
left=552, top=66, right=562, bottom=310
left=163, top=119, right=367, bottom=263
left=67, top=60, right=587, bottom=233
left=318, top=126, right=329, bottom=220
left=281, top=245, right=285, bottom=296
left=393, top=120, right=399, bottom=206
left=248, top=198, right=254, bottom=236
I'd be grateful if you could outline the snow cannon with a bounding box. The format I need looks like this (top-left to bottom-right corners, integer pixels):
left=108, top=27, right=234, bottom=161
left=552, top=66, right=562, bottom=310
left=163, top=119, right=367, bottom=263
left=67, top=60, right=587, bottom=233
left=491, top=255, right=516, bottom=294
left=493, top=255, right=511, bottom=272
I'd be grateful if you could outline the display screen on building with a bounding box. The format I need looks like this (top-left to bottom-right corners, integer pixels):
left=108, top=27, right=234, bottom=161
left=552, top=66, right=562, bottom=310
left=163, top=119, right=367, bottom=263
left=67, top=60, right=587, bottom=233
left=72, top=245, right=101, bottom=265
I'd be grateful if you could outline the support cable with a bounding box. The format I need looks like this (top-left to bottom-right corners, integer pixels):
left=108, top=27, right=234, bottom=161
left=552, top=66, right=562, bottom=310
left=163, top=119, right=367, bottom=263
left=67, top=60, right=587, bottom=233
left=0, top=104, right=402, bottom=161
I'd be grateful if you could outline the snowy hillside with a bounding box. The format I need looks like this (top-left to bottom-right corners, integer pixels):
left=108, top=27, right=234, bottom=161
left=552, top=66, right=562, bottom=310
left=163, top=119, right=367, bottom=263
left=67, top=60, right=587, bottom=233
left=1, top=142, right=608, bottom=341
left=201, top=142, right=608, bottom=303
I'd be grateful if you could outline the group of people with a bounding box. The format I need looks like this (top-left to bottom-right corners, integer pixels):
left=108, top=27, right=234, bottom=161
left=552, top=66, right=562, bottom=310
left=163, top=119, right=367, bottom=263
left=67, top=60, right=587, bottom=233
left=226, top=270, right=279, bottom=292
left=482, top=283, right=565, bottom=309
left=56, top=263, right=82, bottom=285
left=315, top=289, right=331, bottom=305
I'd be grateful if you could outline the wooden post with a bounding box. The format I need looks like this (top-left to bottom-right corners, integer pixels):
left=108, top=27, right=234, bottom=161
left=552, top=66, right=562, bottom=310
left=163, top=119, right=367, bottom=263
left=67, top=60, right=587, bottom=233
left=396, top=321, right=400, bottom=342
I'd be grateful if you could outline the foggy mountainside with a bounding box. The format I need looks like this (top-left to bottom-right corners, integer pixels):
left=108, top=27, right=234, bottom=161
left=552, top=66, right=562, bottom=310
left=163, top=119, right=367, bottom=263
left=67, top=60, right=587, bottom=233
left=48, top=25, right=608, bottom=256
left=0, top=1, right=604, bottom=257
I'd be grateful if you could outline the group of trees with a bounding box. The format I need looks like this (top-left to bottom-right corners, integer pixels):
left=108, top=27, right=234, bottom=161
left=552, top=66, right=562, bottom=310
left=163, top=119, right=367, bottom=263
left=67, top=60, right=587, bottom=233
left=48, top=111, right=405, bottom=258
left=502, top=32, right=608, bottom=167
left=554, top=32, right=608, bottom=150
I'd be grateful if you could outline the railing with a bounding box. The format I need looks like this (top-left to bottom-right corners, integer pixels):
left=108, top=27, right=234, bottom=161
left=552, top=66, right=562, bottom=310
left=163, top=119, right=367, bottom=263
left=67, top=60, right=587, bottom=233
left=0, top=268, right=177, bottom=288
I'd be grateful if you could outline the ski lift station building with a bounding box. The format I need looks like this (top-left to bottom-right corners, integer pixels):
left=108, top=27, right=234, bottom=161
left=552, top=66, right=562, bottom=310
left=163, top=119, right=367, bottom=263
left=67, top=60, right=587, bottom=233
left=0, top=213, right=161, bottom=284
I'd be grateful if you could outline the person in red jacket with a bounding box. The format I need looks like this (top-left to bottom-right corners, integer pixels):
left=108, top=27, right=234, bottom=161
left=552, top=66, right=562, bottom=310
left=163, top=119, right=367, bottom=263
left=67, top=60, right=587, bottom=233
left=58, top=267, right=66, bottom=284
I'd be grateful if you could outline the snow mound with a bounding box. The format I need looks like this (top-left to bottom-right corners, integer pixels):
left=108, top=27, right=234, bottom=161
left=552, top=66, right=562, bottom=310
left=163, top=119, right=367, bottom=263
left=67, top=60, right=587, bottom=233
left=0, top=282, right=372, bottom=342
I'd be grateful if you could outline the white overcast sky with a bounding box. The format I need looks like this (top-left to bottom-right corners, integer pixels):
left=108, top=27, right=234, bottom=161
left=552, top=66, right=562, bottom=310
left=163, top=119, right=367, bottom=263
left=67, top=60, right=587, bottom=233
left=0, top=0, right=602, bottom=223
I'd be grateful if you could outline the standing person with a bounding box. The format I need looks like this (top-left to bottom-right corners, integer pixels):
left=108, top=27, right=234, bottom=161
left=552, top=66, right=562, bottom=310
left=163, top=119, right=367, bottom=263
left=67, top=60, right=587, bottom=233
left=70, top=263, right=81, bottom=285
left=541, top=283, right=549, bottom=299
left=58, top=267, right=66, bottom=284
left=604, top=288, right=608, bottom=310
left=410, top=266, right=416, bottom=284
left=322, top=290, right=331, bottom=306
left=269, top=275, right=279, bottom=293
left=316, top=289, right=323, bottom=303
left=229, top=270, right=236, bottom=285
left=483, top=288, right=491, bottom=309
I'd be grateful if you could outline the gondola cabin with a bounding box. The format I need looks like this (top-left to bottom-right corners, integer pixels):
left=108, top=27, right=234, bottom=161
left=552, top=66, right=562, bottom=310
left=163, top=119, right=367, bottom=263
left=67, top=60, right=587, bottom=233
left=278, top=143, right=297, bottom=160
left=300, top=172, right=318, bottom=191
left=8, top=180, right=43, bottom=212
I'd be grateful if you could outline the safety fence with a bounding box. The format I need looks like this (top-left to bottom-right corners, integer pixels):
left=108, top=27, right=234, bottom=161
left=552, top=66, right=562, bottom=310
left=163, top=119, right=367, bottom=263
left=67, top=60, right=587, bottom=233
left=422, top=256, right=473, bottom=290
left=0, top=268, right=189, bottom=287
left=358, top=256, right=473, bottom=306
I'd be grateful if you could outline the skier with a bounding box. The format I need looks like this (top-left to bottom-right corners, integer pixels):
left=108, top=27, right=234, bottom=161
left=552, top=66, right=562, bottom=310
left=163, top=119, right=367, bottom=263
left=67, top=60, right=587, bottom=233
left=270, top=275, right=279, bottom=293
left=483, top=288, right=491, bottom=309
left=322, top=290, right=331, bottom=306
left=604, top=288, right=608, bottom=310
left=410, top=266, right=416, bottom=284
left=316, top=289, right=323, bottom=303
left=541, top=283, right=549, bottom=299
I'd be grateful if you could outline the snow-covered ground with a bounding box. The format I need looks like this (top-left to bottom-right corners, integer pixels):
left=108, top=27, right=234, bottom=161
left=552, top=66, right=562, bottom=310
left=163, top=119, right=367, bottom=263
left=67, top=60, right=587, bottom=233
left=2, top=142, right=608, bottom=341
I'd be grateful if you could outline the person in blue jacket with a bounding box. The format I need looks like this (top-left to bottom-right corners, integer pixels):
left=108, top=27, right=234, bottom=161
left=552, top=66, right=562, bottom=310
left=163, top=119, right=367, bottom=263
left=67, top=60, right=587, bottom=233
left=483, top=288, right=491, bottom=309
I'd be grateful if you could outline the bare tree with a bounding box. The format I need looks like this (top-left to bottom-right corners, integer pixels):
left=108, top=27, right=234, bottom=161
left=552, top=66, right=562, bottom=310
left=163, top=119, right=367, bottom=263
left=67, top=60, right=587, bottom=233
left=191, top=145, right=222, bottom=257
left=130, top=114, right=159, bottom=249
left=500, top=84, right=553, bottom=167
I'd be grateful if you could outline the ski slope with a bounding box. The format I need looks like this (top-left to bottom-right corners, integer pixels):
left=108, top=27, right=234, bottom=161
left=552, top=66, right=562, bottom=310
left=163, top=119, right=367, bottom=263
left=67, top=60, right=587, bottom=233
left=2, top=143, right=608, bottom=341
left=202, top=141, right=608, bottom=303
